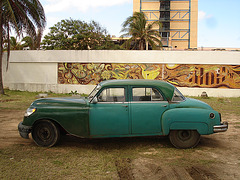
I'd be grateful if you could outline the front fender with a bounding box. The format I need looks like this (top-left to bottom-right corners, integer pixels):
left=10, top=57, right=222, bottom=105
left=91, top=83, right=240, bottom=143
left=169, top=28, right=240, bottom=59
left=23, top=106, right=90, bottom=138
left=162, top=108, right=221, bottom=135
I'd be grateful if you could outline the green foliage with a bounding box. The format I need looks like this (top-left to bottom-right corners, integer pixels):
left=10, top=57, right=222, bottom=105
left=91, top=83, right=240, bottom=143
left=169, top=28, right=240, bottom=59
left=69, top=91, right=88, bottom=97
left=9, top=36, right=22, bottom=50
left=121, top=12, right=163, bottom=50
left=0, top=0, right=46, bottom=94
left=21, top=30, right=43, bottom=50
left=21, top=36, right=36, bottom=50
left=69, top=90, right=79, bottom=95
left=3, top=36, right=23, bottom=50
left=42, top=19, right=120, bottom=50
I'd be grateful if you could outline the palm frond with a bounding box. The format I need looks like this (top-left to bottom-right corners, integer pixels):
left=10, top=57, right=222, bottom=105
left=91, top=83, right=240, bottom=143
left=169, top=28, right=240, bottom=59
left=120, top=11, right=163, bottom=50
left=0, top=0, right=46, bottom=84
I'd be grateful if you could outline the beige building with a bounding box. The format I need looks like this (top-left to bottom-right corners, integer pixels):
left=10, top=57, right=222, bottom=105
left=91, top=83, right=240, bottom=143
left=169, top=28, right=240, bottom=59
left=133, top=0, right=198, bottom=49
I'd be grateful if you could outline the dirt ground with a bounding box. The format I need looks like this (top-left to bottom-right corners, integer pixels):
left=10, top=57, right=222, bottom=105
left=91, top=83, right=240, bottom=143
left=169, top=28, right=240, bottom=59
left=0, top=110, right=239, bottom=179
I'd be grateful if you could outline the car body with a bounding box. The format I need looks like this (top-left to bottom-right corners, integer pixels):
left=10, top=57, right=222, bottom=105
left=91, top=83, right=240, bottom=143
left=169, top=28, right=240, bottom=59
left=18, top=79, right=228, bottom=148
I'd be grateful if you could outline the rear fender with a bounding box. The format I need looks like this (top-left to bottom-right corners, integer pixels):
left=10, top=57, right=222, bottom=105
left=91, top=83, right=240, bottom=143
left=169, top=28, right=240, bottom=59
left=161, top=108, right=221, bottom=135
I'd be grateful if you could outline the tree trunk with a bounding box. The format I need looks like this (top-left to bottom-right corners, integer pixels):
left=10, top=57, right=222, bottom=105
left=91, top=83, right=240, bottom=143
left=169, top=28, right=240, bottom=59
left=140, top=40, right=144, bottom=50
left=146, top=39, right=149, bottom=50
left=0, top=4, right=5, bottom=95
left=0, top=50, right=4, bottom=95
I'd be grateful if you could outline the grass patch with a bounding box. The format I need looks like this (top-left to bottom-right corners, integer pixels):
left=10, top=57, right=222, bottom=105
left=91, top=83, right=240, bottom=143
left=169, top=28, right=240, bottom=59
left=0, top=138, right=217, bottom=179
left=0, top=144, right=118, bottom=179
left=0, top=89, right=72, bottom=110
left=189, top=96, right=240, bottom=115
left=0, top=138, right=163, bottom=179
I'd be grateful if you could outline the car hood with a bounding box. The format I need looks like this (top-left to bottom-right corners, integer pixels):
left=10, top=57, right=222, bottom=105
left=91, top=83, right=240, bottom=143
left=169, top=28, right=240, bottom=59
left=170, top=98, right=213, bottom=110
left=31, top=97, right=88, bottom=108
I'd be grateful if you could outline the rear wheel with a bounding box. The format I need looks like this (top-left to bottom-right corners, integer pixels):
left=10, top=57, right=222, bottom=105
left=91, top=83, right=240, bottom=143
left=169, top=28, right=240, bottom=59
left=169, top=130, right=200, bottom=149
left=32, top=120, right=60, bottom=147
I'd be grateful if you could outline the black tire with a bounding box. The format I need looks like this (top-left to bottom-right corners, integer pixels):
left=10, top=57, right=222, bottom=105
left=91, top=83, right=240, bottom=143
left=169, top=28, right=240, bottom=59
left=169, top=130, right=200, bottom=149
left=32, top=120, right=60, bottom=147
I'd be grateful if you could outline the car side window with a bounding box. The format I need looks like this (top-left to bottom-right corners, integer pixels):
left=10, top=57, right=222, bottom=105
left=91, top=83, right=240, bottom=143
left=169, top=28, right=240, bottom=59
left=132, top=88, right=164, bottom=101
left=98, top=88, right=125, bottom=102
left=172, top=88, right=185, bottom=102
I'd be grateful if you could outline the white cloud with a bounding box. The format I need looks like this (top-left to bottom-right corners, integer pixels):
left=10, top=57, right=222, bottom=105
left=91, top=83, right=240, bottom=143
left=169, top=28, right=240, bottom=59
left=198, top=11, right=213, bottom=21
left=44, top=0, right=131, bottom=13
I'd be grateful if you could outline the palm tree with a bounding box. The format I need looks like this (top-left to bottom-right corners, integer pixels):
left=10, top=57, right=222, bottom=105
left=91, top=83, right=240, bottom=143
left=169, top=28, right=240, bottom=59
left=22, top=29, right=43, bottom=50
left=121, top=12, right=162, bottom=50
left=22, top=36, right=33, bottom=50
left=9, top=36, right=22, bottom=50
left=0, top=0, right=46, bottom=94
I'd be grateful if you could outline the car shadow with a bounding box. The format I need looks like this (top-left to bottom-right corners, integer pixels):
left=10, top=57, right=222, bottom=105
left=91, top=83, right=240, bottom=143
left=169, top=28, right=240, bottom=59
left=58, top=134, right=172, bottom=150
left=198, top=135, right=227, bottom=149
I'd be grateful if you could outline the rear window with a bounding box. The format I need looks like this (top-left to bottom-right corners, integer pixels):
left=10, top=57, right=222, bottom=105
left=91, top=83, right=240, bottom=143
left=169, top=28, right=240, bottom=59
left=172, top=88, right=185, bottom=102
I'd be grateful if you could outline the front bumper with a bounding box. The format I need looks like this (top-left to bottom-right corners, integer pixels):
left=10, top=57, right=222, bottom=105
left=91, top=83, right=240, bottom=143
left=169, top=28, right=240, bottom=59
left=213, top=121, right=228, bottom=133
left=18, top=122, right=32, bottom=139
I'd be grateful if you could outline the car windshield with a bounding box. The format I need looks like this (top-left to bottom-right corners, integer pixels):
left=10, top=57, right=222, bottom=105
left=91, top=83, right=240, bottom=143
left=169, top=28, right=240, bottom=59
left=88, top=84, right=101, bottom=100
left=172, top=88, right=185, bottom=102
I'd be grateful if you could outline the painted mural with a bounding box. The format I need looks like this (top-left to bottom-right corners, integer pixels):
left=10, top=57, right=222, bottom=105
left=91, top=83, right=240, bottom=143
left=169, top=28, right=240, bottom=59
left=58, top=63, right=240, bottom=89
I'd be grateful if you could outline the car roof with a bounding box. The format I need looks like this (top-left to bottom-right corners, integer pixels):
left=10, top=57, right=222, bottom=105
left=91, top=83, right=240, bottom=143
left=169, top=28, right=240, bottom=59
left=99, top=79, right=175, bottom=101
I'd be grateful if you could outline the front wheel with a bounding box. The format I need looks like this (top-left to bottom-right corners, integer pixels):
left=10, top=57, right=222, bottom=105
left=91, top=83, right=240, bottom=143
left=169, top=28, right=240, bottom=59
left=32, top=120, right=60, bottom=147
left=169, top=130, right=200, bottom=149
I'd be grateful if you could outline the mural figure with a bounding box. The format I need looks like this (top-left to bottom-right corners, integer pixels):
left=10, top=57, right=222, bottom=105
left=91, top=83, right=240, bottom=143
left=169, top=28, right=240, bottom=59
left=58, top=63, right=240, bottom=89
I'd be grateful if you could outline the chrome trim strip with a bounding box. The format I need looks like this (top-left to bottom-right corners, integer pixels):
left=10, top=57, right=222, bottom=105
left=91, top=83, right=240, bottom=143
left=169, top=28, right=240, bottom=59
left=97, top=101, right=169, bottom=104
left=213, top=122, right=228, bottom=133
left=130, top=101, right=169, bottom=104
left=97, top=102, right=128, bottom=104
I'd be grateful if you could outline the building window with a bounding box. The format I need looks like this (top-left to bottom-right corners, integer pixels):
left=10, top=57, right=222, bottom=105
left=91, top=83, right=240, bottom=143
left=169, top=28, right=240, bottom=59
left=160, top=1, right=170, bottom=10
left=161, top=32, right=169, bottom=38
left=160, top=11, right=170, bottom=19
left=161, top=22, right=170, bottom=30
left=142, top=0, right=160, bottom=2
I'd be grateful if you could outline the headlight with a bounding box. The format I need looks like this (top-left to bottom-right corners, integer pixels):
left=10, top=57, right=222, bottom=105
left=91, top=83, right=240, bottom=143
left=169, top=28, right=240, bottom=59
left=24, top=107, right=36, bottom=117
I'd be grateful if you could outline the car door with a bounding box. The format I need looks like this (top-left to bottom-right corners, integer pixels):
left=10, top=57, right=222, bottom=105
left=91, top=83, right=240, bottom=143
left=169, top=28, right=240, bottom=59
left=89, top=87, right=129, bottom=136
left=130, top=87, right=168, bottom=135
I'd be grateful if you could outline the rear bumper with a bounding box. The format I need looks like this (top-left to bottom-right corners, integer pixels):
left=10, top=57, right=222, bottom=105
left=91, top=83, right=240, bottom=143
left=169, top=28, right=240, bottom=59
left=18, top=122, right=32, bottom=139
left=213, top=122, right=228, bottom=133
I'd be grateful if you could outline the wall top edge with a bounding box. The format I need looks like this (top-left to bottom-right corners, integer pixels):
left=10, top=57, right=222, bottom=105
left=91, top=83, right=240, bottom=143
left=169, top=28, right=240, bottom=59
left=5, top=50, right=240, bottom=65
left=7, top=61, right=240, bottom=66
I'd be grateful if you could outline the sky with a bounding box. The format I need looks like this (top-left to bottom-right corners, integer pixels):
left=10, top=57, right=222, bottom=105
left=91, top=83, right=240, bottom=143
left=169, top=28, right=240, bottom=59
left=41, top=0, right=240, bottom=48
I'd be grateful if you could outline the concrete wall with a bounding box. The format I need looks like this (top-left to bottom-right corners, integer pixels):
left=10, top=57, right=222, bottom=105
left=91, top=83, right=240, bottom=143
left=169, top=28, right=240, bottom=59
left=2, top=50, right=240, bottom=97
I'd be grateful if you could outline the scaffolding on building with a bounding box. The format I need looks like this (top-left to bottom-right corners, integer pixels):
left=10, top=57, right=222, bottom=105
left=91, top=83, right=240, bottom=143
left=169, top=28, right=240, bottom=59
left=140, top=0, right=191, bottom=49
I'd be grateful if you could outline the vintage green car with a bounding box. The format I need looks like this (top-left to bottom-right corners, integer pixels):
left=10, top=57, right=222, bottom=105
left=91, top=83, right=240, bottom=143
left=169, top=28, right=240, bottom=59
left=18, top=79, right=228, bottom=148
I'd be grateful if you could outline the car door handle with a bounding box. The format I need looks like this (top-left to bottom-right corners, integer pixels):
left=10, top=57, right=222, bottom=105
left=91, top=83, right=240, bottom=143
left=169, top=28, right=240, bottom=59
left=122, top=105, right=128, bottom=107
left=162, top=105, right=167, bottom=107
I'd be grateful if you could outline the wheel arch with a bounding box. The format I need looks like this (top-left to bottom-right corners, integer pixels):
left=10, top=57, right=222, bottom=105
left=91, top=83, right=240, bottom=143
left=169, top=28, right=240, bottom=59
left=162, top=108, right=215, bottom=135
left=32, top=118, right=68, bottom=135
left=168, top=122, right=208, bottom=135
